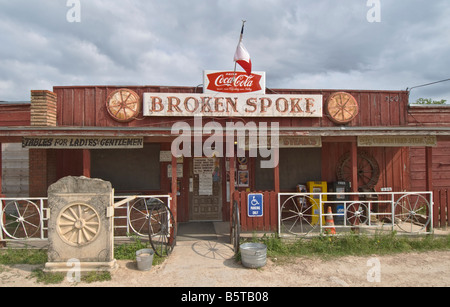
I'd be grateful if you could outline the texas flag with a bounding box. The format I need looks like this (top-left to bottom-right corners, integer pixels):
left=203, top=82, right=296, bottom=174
left=234, top=22, right=252, bottom=75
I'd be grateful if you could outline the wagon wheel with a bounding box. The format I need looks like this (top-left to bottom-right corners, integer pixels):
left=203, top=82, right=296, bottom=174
left=1, top=200, right=41, bottom=239
left=128, top=198, right=157, bottom=237
left=148, top=202, right=177, bottom=257
left=326, top=92, right=359, bottom=124
left=106, top=88, right=141, bottom=122
left=336, top=151, right=380, bottom=190
left=230, top=201, right=241, bottom=253
left=394, top=194, right=430, bottom=233
left=280, top=195, right=319, bottom=236
left=346, top=202, right=369, bottom=226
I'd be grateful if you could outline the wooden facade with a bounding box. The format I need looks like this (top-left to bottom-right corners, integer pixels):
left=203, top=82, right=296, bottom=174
left=0, top=86, right=449, bottom=228
left=52, top=86, right=409, bottom=128
left=408, top=105, right=450, bottom=228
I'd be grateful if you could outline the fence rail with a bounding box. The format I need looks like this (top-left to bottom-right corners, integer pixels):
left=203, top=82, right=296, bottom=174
left=278, top=191, right=433, bottom=237
left=0, top=195, right=171, bottom=242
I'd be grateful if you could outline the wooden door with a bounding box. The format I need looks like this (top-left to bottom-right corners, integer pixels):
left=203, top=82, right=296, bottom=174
left=190, top=157, right=222, bottom=221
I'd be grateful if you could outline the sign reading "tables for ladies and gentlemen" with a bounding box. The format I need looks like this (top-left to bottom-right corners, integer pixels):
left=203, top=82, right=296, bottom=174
left=22, top=137, right=144, bottom=149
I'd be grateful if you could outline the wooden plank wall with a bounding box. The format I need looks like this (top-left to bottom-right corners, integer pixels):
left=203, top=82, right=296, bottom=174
left=0, top=104, right=30, bottom=126
left=408, top=106, right=450, bottom=228
left=321, top=142, right=410, bottom=192
left=233, top=190, right=278, bottom=232
left=53, top=86, right=409, bottom=128
left=407, top=105, right=450, bottom=127
left=410, top=142, right=450, bottom=228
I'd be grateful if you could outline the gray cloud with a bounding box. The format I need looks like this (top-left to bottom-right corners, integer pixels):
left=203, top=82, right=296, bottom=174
left=0, top=0, right=448, bottom=103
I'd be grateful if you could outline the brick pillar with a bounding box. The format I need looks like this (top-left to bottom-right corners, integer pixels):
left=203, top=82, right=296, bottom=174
left=28, top=90, right=57, bottom=196
left=30, top=90, right=57, bottom=127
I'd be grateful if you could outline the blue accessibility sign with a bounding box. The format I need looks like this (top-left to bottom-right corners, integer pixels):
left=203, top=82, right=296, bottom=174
left=247, top=193, right=263, bottom=217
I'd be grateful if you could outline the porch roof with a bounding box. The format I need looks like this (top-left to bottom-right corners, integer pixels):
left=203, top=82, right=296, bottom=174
left=1, top=125, right=450, bottom=139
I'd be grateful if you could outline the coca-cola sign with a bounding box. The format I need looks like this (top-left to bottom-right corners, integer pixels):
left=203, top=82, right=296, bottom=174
left=204, top=70, right=266, bottom=94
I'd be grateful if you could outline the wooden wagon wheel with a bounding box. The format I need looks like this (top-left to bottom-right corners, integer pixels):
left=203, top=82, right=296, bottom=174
left=326, top=92, right=359, bottom=124
left=148, top=201, right=177, bottom=257
left=106, top=89, right=141, bottom=122
left=336, top=151, right=380, bottom=190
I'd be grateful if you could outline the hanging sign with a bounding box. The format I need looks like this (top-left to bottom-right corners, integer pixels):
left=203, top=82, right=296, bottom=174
left=358, top=136, right=437, bottom=147
left=143, top=93, right=323, bottom=118
left=238, top=136, right=322, bottom=149
left=22, top=137, right=144, bottom=149
left=203, top=70, right=266, bottom=94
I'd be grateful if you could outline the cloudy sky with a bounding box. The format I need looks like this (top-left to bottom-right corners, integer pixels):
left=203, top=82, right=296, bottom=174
left=0, top=0, right=449, bottom=103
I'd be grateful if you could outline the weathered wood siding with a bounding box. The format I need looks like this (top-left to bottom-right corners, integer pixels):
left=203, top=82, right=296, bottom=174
left=408, top=105, right=450, bottom=227
left=1, top=143, right=29, bottom=197
left=0, top=103, right=30, bottom=126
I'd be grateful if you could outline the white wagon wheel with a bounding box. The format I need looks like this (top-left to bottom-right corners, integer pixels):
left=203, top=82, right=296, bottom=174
left=127, top=198, right=164, bottom=237
left=280, top=195, right=320, bottom=236
left=394, top=194, right=431, bottom=233
left=346, top=202, right=369, bottom=226
left=1, top=200, right=41, bottom=239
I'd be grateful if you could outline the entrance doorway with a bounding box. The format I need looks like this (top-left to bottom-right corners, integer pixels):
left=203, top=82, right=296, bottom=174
left=190, top=157, right=222, bottom=221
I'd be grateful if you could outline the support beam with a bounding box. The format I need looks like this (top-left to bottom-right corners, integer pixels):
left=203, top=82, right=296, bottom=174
left=425, top=146, right=433, bottom=230
left=0, top=142, right=4, bottom=247
left=0, top=142, right=3, bottom=197
left=350, top=141, right=358, bottom=194
left=425, top=147, right=433, bottom=191
left=274, top=149, right=280, bottom=194
left=171, top=154, right=178, bottom=223
left=229, top=156, right=235, bottom=222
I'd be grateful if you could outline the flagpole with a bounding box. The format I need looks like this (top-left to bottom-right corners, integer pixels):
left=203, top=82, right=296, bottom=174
left=232, top=20, right=246, bottom=84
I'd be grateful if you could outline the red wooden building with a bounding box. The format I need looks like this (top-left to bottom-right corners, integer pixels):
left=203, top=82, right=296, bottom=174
left=0, top=82, right=449, bottom=230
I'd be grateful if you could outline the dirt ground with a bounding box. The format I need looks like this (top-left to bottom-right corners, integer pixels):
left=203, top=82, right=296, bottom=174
left=1, top=238, right=449, bottom=287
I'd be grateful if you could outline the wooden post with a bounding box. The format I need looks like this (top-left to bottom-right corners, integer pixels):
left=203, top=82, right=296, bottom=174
left=171, top=154, right=178, bottom=223
left=350, top=140, right=358, bottom=194
left=425, top=147, right=433, bottom=191
left=0, top=143, right=4, bottom=247
left=82, top=149, right=91, bottom=178
left=425, top=146, right=433, bottom=230
left=274, top=149, right=280, bottom=194
left=229, top=156, right=235, bottom=223
left=350, top=140, right=359, bottom=231
left=0, top=142, right=3, bottom=196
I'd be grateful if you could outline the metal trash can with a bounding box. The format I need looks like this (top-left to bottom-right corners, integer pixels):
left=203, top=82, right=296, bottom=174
left=240, top=243, right=267, bottom=269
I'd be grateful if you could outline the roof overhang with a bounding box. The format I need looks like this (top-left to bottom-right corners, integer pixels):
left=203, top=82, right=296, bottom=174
left=1, top=126, right=450, bottom=138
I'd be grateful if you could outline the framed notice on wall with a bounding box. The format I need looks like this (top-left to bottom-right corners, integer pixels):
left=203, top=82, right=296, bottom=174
left=238, top=171, right=249, bottom=187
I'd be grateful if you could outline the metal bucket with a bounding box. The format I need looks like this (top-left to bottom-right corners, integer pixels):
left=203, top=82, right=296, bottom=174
left=136, top=249, right=154, bottom=271
left=240, top=243, right=267, bottom=269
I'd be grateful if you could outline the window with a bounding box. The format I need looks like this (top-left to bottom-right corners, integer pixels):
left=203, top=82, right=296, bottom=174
left=91, top=144, right=160, bottom=191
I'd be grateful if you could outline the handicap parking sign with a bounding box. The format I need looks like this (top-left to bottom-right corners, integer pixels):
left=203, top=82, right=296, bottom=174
left=247, top=193, right=263, bottom=217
